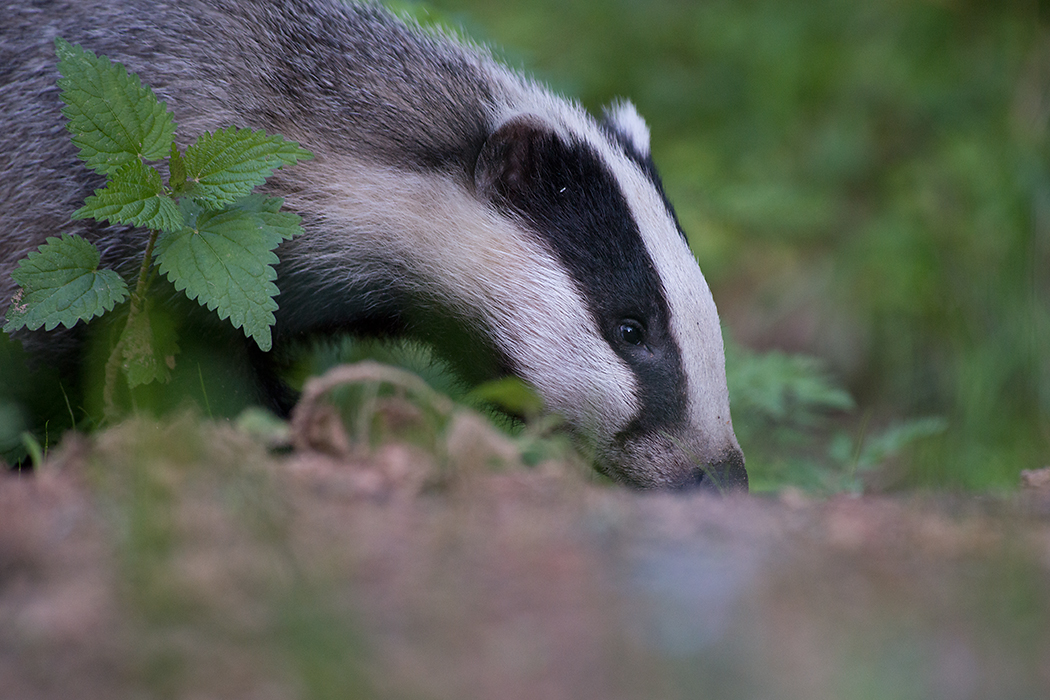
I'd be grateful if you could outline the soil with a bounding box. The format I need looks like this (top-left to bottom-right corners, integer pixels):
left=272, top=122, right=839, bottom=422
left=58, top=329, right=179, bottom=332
left=2, top=412, right=1049, bottom=700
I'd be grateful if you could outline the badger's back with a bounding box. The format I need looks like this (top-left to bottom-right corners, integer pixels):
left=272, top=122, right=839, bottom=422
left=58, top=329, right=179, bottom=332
left=1, top=0, right=503, bottom=258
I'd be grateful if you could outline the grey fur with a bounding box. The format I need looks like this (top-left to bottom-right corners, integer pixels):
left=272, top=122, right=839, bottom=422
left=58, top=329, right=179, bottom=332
left=0, top=0, right=746, bottom=489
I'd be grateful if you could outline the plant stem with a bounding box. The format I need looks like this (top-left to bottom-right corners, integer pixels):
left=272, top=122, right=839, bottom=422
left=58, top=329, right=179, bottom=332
left=102, top=227, right=160, bottom=422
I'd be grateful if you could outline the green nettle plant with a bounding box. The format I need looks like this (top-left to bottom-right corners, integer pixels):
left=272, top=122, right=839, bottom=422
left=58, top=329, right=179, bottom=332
left=3, top=39, right=312, bottom=420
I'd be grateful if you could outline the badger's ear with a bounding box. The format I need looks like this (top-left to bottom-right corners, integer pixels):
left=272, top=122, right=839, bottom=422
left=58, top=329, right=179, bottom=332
left=600, top=99, right=651, bottom=159
left=474, top=114, right=557, bottom=206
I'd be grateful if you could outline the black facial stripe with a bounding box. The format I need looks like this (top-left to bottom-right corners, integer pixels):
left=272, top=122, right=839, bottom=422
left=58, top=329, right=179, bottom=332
left=500, top=135, right=689, bottom=432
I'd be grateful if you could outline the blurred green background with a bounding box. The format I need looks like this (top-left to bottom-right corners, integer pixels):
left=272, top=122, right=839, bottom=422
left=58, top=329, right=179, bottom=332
left=412, top=0, right=1050, bottom=491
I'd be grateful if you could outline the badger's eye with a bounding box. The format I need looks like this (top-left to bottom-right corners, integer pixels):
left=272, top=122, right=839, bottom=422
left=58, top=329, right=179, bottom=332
left=618, top=320, right=645, bottom=346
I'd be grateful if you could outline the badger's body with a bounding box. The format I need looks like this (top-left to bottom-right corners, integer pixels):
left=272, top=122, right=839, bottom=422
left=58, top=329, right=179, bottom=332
left=0, top=0, right=746, bottom=489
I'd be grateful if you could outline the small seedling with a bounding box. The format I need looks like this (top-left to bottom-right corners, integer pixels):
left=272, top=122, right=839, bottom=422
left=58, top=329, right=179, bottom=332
left=3, top=38, right=312, bottom=420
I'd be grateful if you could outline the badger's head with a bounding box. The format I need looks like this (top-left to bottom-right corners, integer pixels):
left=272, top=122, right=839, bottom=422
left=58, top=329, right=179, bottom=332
left=469, top=100, right=746, bottom=491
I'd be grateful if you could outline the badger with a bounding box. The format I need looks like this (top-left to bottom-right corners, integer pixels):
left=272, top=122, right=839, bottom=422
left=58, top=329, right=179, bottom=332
left=0, top=0, right=747, bottom=490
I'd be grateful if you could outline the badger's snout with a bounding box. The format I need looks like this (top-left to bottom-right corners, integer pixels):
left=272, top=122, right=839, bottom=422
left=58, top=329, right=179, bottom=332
left=676, top=448, right=748, bottom=492
left=601, top=424, right=747, bottom=491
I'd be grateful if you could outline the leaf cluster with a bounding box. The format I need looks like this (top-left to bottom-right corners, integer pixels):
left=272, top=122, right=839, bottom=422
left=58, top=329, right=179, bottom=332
left=3, top=38, right=312, bottom=409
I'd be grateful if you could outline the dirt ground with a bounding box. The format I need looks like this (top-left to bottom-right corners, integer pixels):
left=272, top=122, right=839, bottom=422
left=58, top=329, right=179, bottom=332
left=2, top=411, right=1049, bottom=700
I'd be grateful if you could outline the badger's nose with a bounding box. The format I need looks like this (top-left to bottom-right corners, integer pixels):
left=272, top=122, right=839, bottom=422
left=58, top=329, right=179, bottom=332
left=677, top=449, right=748, bottom=493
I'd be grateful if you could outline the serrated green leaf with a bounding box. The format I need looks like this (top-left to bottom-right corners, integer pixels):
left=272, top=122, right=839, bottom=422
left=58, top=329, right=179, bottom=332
left=120, top=300, right=180, bottom=387
left=154, top=201, right=286, bottom=351
left=2, top=235, right=129, bottom=333
left=169, top=142, right=188, bottom=194
left=55, top=37, right=177, bottom=176
left=183, top=127, right=313, bottom=207
left=231, top=194, right=305, bottom=242
left=72, top=160, right=182, bottom=232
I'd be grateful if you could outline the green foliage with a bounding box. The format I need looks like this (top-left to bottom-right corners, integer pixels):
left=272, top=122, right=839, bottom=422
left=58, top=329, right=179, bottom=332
left=180, top=126, right=312, bottom=206
left=467, top=376, right=546, bottom=419
left=119, top=297, right=180, bottom=388
left=3, top=38, right=311, bottom=420
left=0, top=333, right=74, bottom=466
left=0, top=400, right=28, bottom=464
left=727, top=345, right=855, bottom=431
left=726, top=339, right=946, bottom=493
left=73, top=159, right=183, bottom=232
left=55, top=37, right=177, bottom=176
left=829, top=416, right=948, bottom=479
left=20, top=430, right=45, bottom=469
left=154, top=196, right=301, bottom=352
left=3, top=234, right=130, bottom=333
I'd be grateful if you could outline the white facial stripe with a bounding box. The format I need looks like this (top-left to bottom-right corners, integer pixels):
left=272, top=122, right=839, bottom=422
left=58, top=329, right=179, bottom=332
left=286, top=154, right=639, bottom=438
left=628, top=169, right=734, bottom=440
left=589, top=138, right=737, bottom=450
